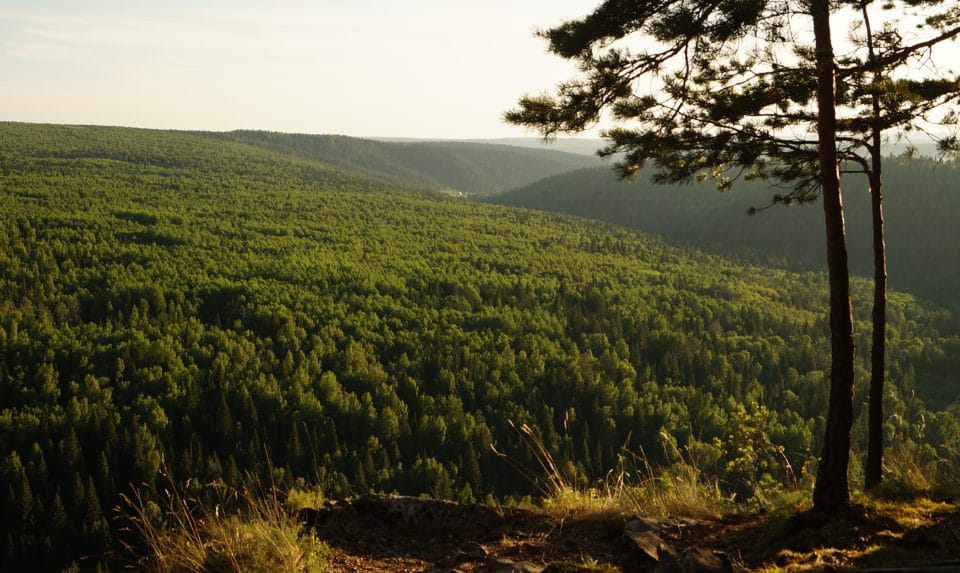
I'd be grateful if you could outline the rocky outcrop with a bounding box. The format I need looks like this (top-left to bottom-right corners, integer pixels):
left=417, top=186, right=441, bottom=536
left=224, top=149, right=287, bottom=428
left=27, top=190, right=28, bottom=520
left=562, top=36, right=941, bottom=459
left=300, top=494, right=746, bottom=572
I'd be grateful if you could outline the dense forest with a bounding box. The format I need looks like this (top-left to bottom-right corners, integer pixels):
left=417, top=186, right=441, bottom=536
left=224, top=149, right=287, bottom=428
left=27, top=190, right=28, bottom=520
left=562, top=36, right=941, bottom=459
left=1, top=123, right=958, bottom=570
left=487, top=161, right=960, bottom=304
left=201, top=130, right=599, bottom=195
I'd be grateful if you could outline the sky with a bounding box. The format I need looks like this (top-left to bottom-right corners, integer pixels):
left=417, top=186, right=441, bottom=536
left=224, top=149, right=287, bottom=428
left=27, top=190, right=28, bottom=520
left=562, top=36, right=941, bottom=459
left=0, top=0, right=602, bottom=139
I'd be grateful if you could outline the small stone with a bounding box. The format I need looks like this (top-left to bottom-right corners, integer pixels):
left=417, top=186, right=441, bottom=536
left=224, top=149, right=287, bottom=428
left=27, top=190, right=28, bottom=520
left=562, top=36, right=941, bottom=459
left=681, top=547, right=732, bottom=573
left=626, top=516, right=669, bottom=534
left=479, top=557, right=545, bottom=573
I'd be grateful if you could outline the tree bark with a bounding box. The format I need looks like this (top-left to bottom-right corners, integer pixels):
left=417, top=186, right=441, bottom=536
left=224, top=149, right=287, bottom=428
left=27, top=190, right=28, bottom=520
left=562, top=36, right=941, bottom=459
left=810, top=0, right=857, bottom=513
left=863, top=1, right=887, bottom=492
left=865, top=133, right=887, bottom=491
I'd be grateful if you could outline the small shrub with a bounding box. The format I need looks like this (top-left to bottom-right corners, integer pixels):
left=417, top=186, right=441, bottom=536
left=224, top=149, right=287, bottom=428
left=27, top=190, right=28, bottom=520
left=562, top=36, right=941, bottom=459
left=286, top=486, right=326, bottom=512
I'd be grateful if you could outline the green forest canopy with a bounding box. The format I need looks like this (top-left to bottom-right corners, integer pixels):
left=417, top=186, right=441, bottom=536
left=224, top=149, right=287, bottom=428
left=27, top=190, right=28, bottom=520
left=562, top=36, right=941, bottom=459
left=0, top=122, right=958, bottom=570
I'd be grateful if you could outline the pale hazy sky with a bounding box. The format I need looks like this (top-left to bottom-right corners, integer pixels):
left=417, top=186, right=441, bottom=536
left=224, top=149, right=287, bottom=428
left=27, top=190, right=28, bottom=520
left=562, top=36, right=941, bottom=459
left=0, top=0, right=601, bottom=138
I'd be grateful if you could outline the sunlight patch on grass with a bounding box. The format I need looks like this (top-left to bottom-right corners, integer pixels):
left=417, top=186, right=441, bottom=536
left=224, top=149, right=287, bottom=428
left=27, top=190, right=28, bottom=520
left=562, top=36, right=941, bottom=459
left=499, top=421, right=731, bottom=521
left=122, top=479, right=329, bottom=572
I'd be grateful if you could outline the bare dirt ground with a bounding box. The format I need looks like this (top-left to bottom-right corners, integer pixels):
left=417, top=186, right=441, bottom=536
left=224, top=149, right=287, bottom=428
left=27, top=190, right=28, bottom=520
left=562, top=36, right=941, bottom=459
left=301, top=494, right=960, bottom=572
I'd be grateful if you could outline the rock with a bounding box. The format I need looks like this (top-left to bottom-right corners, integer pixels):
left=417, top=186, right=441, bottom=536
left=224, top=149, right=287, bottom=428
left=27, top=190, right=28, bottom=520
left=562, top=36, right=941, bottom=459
left=655, top=542, right=684, bottom=573
left=478, top=557, right=545, bottom=572
left=624, top=515, right=702, bottom=535
left=679, top=547, right=733, bottom=573
left=620, top=530, right=740, bottom=573
left=626, top=516, right=670, bottom=534
left=624, top=530, right=664, bottom=562
left=620, top=530, right=667, bottom=572
left=431, top=542, right=490, bottom=570
left=301, top=493, right=511, bottom=541
left=354, top=494, right=505, bottom=532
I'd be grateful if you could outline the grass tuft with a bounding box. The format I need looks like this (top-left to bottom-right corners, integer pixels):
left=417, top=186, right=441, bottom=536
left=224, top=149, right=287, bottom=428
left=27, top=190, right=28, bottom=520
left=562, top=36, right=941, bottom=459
left=121, top=477, right=329, bottom=572
left=497, top=421, right=732, bottom=520
left=616, top=459, right=731, bottom=520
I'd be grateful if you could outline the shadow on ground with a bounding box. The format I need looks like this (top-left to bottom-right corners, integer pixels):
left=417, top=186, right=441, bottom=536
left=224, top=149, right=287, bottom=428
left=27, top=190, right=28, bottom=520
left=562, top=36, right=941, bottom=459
left=301, top=494, right=960, bottom=572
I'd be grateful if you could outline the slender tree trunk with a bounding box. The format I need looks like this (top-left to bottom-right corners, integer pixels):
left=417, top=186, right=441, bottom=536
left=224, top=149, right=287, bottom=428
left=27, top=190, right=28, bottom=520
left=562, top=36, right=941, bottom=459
left=863, top=1, right=887, bottom=492
left=865, top=164, right=886, bottom=490
left=810, top=0, right=857, bottom=513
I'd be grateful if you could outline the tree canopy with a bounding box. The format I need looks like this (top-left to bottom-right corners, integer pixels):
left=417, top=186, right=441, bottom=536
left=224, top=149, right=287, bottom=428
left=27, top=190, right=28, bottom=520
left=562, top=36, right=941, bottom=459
left=2, top=123, right=959, bottom=568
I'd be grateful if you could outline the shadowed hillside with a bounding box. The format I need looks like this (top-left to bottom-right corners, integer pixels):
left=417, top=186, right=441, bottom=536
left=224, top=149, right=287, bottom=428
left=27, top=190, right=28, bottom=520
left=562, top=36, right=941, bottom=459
left=487, top=159, right=960, bottom=304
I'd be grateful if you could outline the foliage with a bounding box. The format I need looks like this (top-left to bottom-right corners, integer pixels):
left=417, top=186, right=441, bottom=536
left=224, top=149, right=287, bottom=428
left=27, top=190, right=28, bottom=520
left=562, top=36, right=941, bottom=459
left=506, top=0, right=960, bottom=200
left=0, top=122, right=958, bottom=568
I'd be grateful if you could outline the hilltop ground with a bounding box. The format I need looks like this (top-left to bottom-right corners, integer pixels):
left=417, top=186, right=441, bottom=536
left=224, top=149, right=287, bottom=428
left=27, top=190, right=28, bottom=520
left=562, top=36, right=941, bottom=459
left=302, top=494, right=960, bottom=572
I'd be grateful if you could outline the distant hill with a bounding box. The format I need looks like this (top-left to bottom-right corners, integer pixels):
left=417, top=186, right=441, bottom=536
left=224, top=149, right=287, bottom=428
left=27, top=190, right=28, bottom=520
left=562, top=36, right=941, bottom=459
left=465, top=137, right=607, bottom=157
left=487, top=158, right=960, bottom=304
left=469, top=137, right=939, bottom=158
left=0, top=122, right=395, bottom=193
left=203, top=130, right=600, bottom=194
left=374, top=136, right=607, bottom=157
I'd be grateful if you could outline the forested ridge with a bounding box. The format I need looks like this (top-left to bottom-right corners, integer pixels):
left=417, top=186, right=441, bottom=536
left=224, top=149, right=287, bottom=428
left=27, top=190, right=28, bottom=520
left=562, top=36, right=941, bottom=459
left=1, top=123, right=958, bottom=570
left=201, top=130, right=599, bottom=195
left=487, top=160, right=960, bottom=304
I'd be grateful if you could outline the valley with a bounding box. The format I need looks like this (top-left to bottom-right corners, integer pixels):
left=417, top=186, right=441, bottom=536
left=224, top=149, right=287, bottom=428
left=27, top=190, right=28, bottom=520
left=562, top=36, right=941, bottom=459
left=0, top=122, right=958, bottom=571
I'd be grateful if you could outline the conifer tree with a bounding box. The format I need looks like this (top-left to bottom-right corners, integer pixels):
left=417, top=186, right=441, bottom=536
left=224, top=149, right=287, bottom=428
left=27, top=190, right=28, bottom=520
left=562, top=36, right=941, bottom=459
left=832, top=0, right=960, bottom=490
left=507, top=0, right=959, bottom=510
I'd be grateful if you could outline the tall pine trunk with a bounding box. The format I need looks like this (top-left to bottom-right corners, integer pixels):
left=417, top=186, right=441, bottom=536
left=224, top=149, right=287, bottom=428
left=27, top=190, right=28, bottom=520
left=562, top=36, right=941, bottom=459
left=864, top=2, right=887, bottom=492
left=865, top=164, right=886, bottom=490
left=811, top=0, right=857, bottom=513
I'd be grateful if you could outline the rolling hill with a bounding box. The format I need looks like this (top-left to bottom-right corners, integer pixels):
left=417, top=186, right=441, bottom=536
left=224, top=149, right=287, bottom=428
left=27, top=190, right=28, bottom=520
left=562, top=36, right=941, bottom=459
left=202, top=130, right=600, bottom=194
left=0, top=122, right=958, bottom=570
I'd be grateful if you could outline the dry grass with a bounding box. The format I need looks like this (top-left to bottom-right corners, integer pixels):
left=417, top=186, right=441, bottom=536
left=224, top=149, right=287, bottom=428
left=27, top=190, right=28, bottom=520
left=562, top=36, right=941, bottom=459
left=876, top=438, right=960, bottom=498
left=497, top=421, right=731, bottom=521
left=615, top=461, right=731, bottom=520
left=499, top=418, right=960, bottom=527
left=121, top=478, right=329, bottom=572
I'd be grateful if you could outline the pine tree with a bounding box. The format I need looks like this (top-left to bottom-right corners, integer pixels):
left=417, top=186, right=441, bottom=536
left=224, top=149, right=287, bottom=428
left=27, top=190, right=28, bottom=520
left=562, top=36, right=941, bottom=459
left=286, top=422, right=305, bottom=475
left=50, top=491, right=68, bottom=534
left=83, top=475, right=102, bottom=532
left=834, top=0, right=960, bottom=490
left=507, top=0, right=960, bottom=511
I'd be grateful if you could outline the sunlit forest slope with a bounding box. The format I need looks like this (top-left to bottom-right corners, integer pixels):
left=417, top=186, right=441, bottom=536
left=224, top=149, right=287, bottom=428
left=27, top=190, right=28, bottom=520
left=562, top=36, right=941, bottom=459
left=1, top=123, right=958, bottom=570
left=487, top=162, right=960, bottom=303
